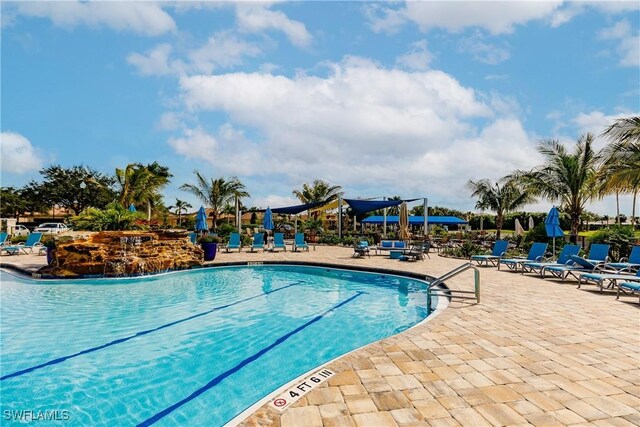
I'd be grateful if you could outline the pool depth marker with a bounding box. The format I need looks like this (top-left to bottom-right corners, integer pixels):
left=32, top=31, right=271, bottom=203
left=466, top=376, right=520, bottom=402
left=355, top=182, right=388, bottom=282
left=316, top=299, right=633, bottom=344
left=1, top=281, right=304, bottom=381
left=137, top=291, right=365, bottom=427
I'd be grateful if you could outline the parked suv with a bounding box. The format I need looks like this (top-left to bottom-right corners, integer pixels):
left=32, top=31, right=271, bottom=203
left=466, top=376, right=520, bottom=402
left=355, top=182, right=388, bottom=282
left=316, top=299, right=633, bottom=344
left=34, top=223, right=68, bottom=234
left=11, top=224, right=30, bottom=237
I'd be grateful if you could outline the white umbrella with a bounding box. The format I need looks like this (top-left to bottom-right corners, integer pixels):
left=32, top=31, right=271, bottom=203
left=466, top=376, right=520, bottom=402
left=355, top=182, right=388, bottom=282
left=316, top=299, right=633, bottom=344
left=514, top=218, right=525, bottom=236
left=528, top=216, right=535, bottom=230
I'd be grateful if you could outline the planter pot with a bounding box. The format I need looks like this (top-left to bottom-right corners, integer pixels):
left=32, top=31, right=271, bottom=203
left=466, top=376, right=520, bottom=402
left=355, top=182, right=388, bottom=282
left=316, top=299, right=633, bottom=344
left=201, top=242, right=218, bottom=261
left=46, top=247, right=55, bottom=265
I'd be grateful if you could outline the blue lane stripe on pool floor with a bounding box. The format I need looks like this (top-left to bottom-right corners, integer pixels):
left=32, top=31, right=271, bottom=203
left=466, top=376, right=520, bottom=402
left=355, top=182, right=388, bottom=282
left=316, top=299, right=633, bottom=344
left=1, top=282, right=304, bottom=381
left=137, top=291, right=365, bottom=427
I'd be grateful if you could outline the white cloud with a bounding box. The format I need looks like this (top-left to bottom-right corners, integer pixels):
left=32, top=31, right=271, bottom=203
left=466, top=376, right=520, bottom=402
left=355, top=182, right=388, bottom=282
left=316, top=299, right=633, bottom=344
left=188, top=32, right=262, bottom=74
left=127, top=44, right=185, bottom=76
left=396, top=40, right=433, bottom=70
left=458, top=34, right=510, bottom=64
left=235, top=3, right=312, bottom=48
left=167, top=58, right=548, bottom=204
left=11, top=1, right=176, bottom=36
left=128, top=33, right=261, bottom=76
left=0, top=132, right=43, bottom=174
left=368, top=1, right=563, bottom=35
left=599, top=20, right=640, bottom=67
left=572, top=110, right=638, bottom=140
left=156, top=112, right=184, bottom=131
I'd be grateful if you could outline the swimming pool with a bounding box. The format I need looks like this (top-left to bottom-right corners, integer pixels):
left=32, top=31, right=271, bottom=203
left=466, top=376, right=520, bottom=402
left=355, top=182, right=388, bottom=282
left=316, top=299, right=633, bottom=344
left=1, top=264, right=436, bottom=426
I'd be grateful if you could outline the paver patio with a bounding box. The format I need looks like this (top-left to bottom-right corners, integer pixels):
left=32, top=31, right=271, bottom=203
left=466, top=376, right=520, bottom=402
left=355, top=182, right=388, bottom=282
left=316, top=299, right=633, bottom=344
left=2, top=245, right=638, bottom=426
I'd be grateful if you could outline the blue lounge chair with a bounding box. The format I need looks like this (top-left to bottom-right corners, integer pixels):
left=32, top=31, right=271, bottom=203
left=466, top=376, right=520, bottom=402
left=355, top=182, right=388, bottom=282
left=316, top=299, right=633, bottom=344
left=0, top=232, right=8, bottom=246
left=521, top=244, right=580, bottom=276
left=543, top=243, right=610, bottom=282
left=226, top=233, right=241, bottom=252
left=353, top=240, right=370, bottom=258
left=606, top=246, right=640, bottom=272
left=250, top=233, right=265, bottom=252
left=293, top=233, right=309, bottom=252
left=470, top=240, right=508, bottom=267
left=578, top=269, right=640, bottom=293
left=273, top=233, right=286, bottom=252
left=1, top=232, right=43, bottom=255
left=617, top=281, right=640, bottom=304
left=498, top=242, right=548, bottom=271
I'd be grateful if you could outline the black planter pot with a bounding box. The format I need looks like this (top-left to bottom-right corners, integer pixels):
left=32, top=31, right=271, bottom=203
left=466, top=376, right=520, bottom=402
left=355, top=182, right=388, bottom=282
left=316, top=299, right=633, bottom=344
left=46, top=247, right=55, bottom=265
left=201, top=242, right=218, bottom=261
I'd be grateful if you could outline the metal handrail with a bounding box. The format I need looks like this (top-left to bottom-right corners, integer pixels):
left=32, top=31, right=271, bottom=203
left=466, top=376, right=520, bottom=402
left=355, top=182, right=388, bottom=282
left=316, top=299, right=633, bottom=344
left=428, top=262, right=480, bottom=304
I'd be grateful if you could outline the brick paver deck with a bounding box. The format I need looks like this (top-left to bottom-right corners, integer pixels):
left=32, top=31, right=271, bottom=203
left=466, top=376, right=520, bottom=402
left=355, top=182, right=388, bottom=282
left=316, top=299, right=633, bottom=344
left=2, top=245, right=638, bottom=426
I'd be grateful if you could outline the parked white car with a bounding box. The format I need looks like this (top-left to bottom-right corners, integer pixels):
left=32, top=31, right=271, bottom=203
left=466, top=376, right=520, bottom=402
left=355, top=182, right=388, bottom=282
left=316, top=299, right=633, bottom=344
left=11, top=224, right=30, bottom=237
left=34, top=223, right=68, bottom=234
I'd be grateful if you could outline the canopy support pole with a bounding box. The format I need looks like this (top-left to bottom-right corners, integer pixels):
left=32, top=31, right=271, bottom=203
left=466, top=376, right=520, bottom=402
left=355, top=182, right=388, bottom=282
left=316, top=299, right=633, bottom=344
left=423, top=198, right=429, bottom=239
left=383, top=197, right=387, bottom=238
left=338, top=195, right=343, bottom=239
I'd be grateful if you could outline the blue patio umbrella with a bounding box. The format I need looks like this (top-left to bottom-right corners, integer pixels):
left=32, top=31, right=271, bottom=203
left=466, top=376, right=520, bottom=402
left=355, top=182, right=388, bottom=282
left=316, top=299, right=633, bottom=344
left=195, top=206, right=208, bottom=233
left=262, top=207, right=274, bottom=231
left=544, top=206, right=563, bottom=256
left=128, top=204, right=136, bottom=212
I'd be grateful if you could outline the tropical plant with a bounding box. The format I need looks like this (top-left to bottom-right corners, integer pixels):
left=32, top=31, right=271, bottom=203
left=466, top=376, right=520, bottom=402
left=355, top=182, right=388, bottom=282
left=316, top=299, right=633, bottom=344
left=588, top=226, right=637, bottom=261
left=601, top=117, right=640, bottom=228
left=198, top=235, right=221, bottom=244
left=180, top=172, right=249, bottom=231
left=292, top=179, right=341, bottom=219
left=70, top=202, right=145, bottom=231
left=466, top=178, right=533, bottom=239
left=512, top=134, right=600, bottom=242
left=167, top=198, right=192, bottom=227
left=116, top=162, right=172, bottom=221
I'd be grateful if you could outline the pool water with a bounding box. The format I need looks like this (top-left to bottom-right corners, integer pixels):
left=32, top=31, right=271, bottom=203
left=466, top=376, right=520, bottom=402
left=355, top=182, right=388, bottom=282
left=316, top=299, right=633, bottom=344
left=0, top=265, right=433, bottom=426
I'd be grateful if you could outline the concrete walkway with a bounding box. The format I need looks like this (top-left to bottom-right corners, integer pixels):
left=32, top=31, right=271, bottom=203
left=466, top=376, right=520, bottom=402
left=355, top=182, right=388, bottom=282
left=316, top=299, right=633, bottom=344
left=2, top=246, right=638, bottom=426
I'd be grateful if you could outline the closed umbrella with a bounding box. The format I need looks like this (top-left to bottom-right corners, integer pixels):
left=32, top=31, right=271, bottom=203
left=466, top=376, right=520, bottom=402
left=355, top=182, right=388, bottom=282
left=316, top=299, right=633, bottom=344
left=128, top=204, right=136, bottom=212
left=262, top=207, right=274, bottom=231
left=399, top=202, right=410, bottom=242
left=195, top=206, right=208, bottom=234
left=514, top=218, right=525, bottom=236
left=528, top=216, right=535, bottom=230
left=544, top=206, right=563, bottom=257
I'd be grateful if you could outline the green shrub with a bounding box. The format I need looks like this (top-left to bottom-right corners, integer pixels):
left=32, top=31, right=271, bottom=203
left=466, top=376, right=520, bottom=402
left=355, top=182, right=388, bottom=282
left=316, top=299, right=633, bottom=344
left=70, top=202, right=145, bottom=231
left=442, top=240, right=485, bottom=258
left=240, top=234, right=253, bottom=247
left=216, top=223, right=237, bottom=240
left=318, top=234, right=341, bottom=245
left=10, top=235, right=28, bottom=244
left=198, top=235, right=221, bottom=244
left=588, top=226, right=636, bottom=261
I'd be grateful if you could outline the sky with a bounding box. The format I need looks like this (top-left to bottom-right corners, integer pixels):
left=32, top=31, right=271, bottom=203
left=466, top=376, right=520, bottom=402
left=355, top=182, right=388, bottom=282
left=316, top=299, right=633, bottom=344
left=1, top=0, right=639, bottom=216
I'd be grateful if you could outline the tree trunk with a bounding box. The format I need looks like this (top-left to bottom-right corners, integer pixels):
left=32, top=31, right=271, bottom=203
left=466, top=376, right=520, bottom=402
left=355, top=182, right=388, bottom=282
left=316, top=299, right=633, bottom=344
left=178, top=211, right=182, bottom=227
left=495, top=213, right=503, bottom=240
left=616, top=192, right=620, bottom=224
left=570, top=214, right=580, bottom=244
left=147, top=200, right=152, bottom=221
left=633, top=190, right=638, bottom=229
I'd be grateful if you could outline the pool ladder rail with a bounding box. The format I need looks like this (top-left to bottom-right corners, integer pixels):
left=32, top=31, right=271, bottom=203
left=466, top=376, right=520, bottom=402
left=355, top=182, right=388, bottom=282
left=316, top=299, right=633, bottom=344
left=427, top=262, right=480, bottom=305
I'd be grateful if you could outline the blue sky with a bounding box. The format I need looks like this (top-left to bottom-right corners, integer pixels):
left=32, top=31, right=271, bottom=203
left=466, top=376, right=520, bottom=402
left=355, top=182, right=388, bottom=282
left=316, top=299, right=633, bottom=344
left=1, top=1, right=639, bottom=215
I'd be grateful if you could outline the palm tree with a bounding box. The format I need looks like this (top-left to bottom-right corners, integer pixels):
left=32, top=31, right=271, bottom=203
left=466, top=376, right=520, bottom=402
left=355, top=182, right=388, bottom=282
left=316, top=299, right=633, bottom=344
left=466, top=178, right=533, bottom=239
left=513, top=134, right=600, bottom=242
left=168, top=198, right=192, bottom=227
left=292, top=179, right=342, bottom=219
left=116, top=162, right=172, bottom=220
left=601, top=117, right=640, bottom=228
left=180, top=171, right=249, bottom=230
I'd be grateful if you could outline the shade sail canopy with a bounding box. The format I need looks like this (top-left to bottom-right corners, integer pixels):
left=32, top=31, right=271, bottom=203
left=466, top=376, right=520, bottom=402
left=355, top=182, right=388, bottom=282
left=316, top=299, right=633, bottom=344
left=362, top=215, right=467, bottom=225
left=344, top=198, right=420, bottom=216
left=269, top=200, right=329, bottom=215
left=307, top=199, right=347, bottom=213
